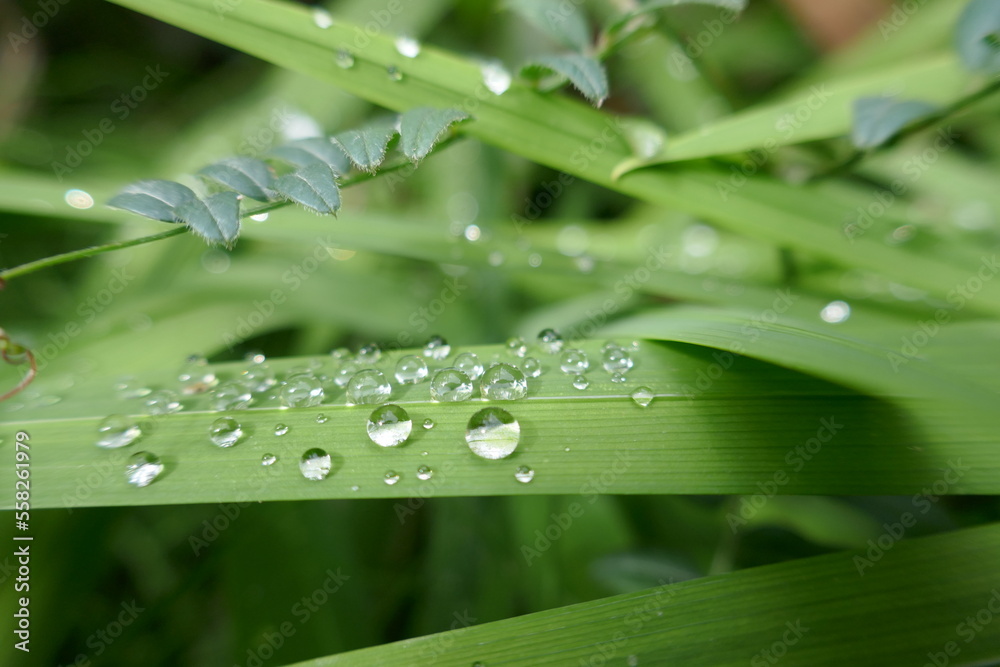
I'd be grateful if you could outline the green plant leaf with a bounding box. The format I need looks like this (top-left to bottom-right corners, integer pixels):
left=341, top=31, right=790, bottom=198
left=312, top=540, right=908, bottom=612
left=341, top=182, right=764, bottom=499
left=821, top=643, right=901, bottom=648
left=523, top=53, right=609, bottom=106
left=850, top=96, right=938, bottom=148
left=399, top=107, right=469, bottom=162
left=269, top=137, right=351, bottom=173
left=502, top=0, right=592, bottom=52
left=332, top=119, right=399, bottom=173
left=197, top=156, right=275, bottom=201
left=285, top=523, right=1000, bottom=666
left=273, top=163, right=341, bottom=214
left=954, top=0, right=1000, bottom=73
left=106, top=179, right=197, bottom=222
left=174, top=191, right=241, bottom=247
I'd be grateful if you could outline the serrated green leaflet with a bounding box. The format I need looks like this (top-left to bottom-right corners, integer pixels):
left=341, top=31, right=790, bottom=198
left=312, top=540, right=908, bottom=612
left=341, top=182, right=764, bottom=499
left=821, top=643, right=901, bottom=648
left=198, top=156, right=275, bottom=201
left=175, top=191, right=242, bottom=246
left=399, top=107, right=468, bottom=162
left=106, top=178, right=197, bottom=222
left=273, top=163, right=342, bottom=214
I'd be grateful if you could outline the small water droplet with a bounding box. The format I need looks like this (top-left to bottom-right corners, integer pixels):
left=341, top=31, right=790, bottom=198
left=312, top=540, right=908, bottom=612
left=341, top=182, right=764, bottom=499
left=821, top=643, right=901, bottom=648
left=178, top=354, right=217, bottom=394
left=559, top=348, right=589, bottom=375
left=241, top=363, right=276, bottom=393
left=572, top=374, right=590, bottom=390
left=514, top=466, right=534, bottom=483
left=537, top=328, right=564, bottom=354
left=261, top=453, right=277, bottom=466
left=383, top=471, right=401, bottom=485
left=386, top=65, right=403, bottom=81
left=505, top=336, right=528, bottom=358
left=331, top=347, right=352, bottom=361
left=521, top=357, right=542, bottom=378
left=463, top=224, right=481, bottom=241
left=394, top=35, right=420, bottom=58
left=602, top=345, right=634, bottom=374
left=280, top=374, right=325, bottom=408
left=422, top=418, right=435, bottom=430
left=312, top=7, right=333, bottom=28
left=351, top=485, right=360, bottom=491
left=125, top=451, right=163, bottom=487
left=430, top=368, right=474, bottom=402
left=416, top=465, right=434, bottom=481
left=209, top=417, right=243, bottom=448
left=212, top=381, right=253, bottom=411
left=465, top=407, right=520, bottom=459
left=144, top=389, right=182, bottom=415
left=631, top=386, right=654, bottom=407
left=335, top=49, right=355, bottom=69
left=316, top=413, right=329, bottom=424
left=367, top=404, right=413, bottom=447
left=454, top=352, right=484, bottom=379
left=480, top=363, right=528, bottom=400
left=423, top=335, right=451, bottom=360
left=357, top=342, right=382, bottom=365
left=96, top=414, right=142, bottom=449
left=611, top=372, right=626, bottom=384
left=250, top=212, right=269, bottom=222
left=64, top=188, right=94, bottom=209
left=113, top=376, right=152, bottom=399
left=334, top=360, right=360, bottom=388
left=481, top=61, right=511, bottom=95
left=300, top=448, right=332, bottom=480
left=347, top=369, right=392, bottom=405
left=564, top=447, right=571, bottom=452
left=274, top=423, right=290, bottom=436
left=820, top=300, right=850, bottom=324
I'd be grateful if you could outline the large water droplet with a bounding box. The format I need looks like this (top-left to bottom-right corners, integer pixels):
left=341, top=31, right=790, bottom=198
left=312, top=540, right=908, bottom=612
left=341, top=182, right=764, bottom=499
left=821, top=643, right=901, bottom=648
left=312, top=7, right=333, bottom=28
left=481, top=62, right=512, bottom=95
left=394, top=35, right=420, bottom=58
left=572, top=374, right=590, bottom=390
left=602, top=345, right=634, bottom=374
left=454, top=352, right=484, bottom=380
left=125, top=451, right=163, bottom=487
left=481, top=363, right=528, bottom=400
left=537, top=328, right=564, bottom=354
left=416, top=465, right=434, bottom=481
left=515, top=466, right=535, bottom=483
left=178, top=354, right=217, bottom=394
left=96, top=414, right=142, bottom=449
left=357, top=342, right=382, bottom=365
left=144, top=389, right=182, bottom=415
left=280, top=374, right=325, bottom=408
left=212, top=381, right=253, bottom=411
left=506, top=336, right=528, bottom=358
left=347, top=369, right=392, bottom=405
left=423, top=335, right=451, bottom=360
left=261, top=453, right=277, bottom=466
left=430, top=368, right=474, bottom=402
left=274, top=423, right=290, bottom=436
left=466, top=407, right=520, bottom=460
left=631, top=387, right=654, bottom=407
left=559, top=348, right=589, bottom=374
left=386, top=65, right=403, bottom=82
left=521, top=357, right=542, bottom=378
left=300, top=448, right=332, bottom=480
left=335, top=49, right=355, bottom=69
left=367, top=404, right=413, bottom=447
left=383, top=471, right=401, bottom=485
left=209, top=417, right=243, bottom=448
left=820, top=300, right=851, bottom=324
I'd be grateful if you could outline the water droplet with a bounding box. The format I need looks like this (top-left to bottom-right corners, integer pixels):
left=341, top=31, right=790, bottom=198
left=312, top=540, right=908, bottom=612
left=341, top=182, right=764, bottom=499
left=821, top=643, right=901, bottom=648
left=454, top=352, right=484, bottom=380
left=521, top=357, right=542, bottom=378
left=261, top=453, right=277, bottom=466
left=416, top=465, right=434, bottom=481
left=274, top=423, right=290, bottom=436
left=144, top=389, right=182, bottom=415
left=505, top=336, right=528, bottom=358
left=96, top=414, right=141, bottom=449
left=537, top=328, right=564, bottom=354
left=611, top=372, right=626, bottom=384
left=394, top=35, right=420, bottom=58
left=481, top=61, right=511, bottom=95
left=351, top=485, right=360, bottom=491
left=820, top=300, right=850, bottom=324
left=357, top=342, right=382, bottom=365
left=300, top=448, right=332, bottom=480
left=631, top=387, right=654, bottom=407
left=386, top=65, right=403, bottom=81
left=335, top=49, right=355, bottom=69
left=347, top=369, right=392, bottom=405
left=366, top=404, right=413, bottom=447
left=64, top=188, right=94, bottom=209
left=331, top=347, right=352, bottom=361
left=312, top=7, right=333, bottom=28
left=564, top=447, right=571, bottom=452
left=423, top=335, right=451, bottom=360
left=480, top=363, right=528, bottom=400
left=250, top=212, right=269, bottom=222
left=559, top=348, right=589, bottom=375
left=334, top=361, right=360, bottom=388
left=466, top=407, right=520, bottom=459
left=179, top=354, right=218, bottom=394
left=316, top=413, right=329, bottom=424
left=383, top=471, right=401, bottom=485
left=209, top=417, right=243, bottom=448
left=515, top=466, right=534, bottom=483
left=241, top=363, right=276, bottom=393
left=125, top=451, right=163, bottom=487
left=572, top=374, right=590, bottom=390
left=113, top=376, right=151, bottom=399
left=423, top=418, right=435, bottom=430
left=602, top=345, right=634, bottom=374
left=245, top=351, right=266, bottom=364
left=280, top=374, right=325, bottom=408
left=212, top=381, right=253, bottom=411
left=627, top=655, right=639, bottom=666
left=430, top=368, right=474, bottom=402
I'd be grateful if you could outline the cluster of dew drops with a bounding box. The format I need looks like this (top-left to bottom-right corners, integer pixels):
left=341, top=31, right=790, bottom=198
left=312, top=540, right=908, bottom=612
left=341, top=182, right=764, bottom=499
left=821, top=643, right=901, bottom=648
left=96, top=328, right=655, bottom=489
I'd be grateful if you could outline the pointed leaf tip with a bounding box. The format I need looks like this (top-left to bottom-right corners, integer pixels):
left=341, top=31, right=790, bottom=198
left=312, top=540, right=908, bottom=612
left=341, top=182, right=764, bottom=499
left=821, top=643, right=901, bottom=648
left=523, top=54, right=609, bottom=106
left=274, top=163, right=341, bottom=215
left=399, top=107, right=469, bottom=162
left=332, top=120, right=398, bottom=173
left=198, top=157, right=275, bottom=201
left=176, top=191, right=241, bottom=247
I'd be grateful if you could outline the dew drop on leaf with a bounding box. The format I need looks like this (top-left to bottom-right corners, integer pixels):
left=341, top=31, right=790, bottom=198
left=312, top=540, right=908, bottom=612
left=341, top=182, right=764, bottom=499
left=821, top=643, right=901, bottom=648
left=430, top=368, right=474, bottom=402
left=602, top=345, right=634, bottom=374
left=480, top=363, right=528, bottom=400
left=383, top=471, right=401, bottom=485
left=559, top=348, right=589, bottom=375
left=335, top=49, right=355, bottom=69
left=280, top=374, right=325, bottom=408
left=125, top=451, right=164, bottom=487
left=521, top=357, right=542, bottom=378
left=274, top=424, right=290, bottom=436
left=537, top=328, right=564, bottom=354
left=144, top=389, right=182, bottom=415
left=386, top=65, right=404, bottom=82
left=394, top=35, right=420, bottom=58
left=423, top=418, right=435, bottom=430
left=209, top=417, right=243, bottom=448
left=96, top=414, right=142, bottom=449
left=357, top=342, right=382, bottom=365
left=212, top=381, right=253, bottom=411
left=572, top=374, right=590, bottom=390
left=312, top=7, right=333, bottom=28
left=347, top=369, right=392, bottom=405
left=505, top=336, right=528, bottom=358
left=395, top=355, right=429, bottom=384
left=465, top=407, right=520, bottom=459
left=820, top=300, right=851, bottom=324
left=515, top=466, right=535, bottom=484
left=261, top=453, right=277, bottom=466
left=416, top=465, right=434, bottom=481
left=454, top=352, right=484, bottom=380
left=631, top=387, right=654, bottom=408
left=367, top=404, right=413, bottom=447
left=300, top=448, right=332, bottom=480
left=423, top=335, right=451, bottom=360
